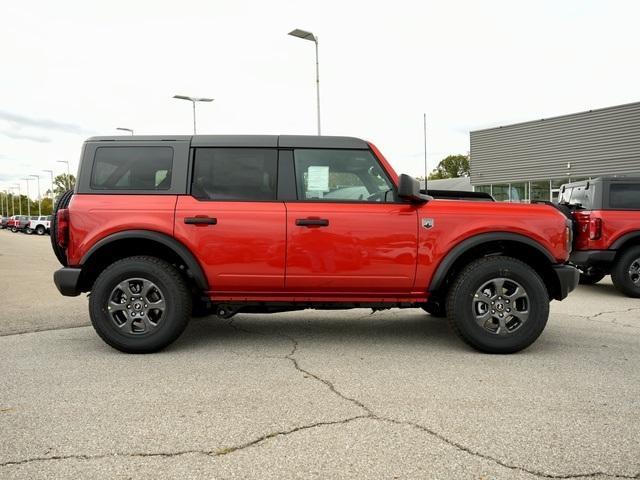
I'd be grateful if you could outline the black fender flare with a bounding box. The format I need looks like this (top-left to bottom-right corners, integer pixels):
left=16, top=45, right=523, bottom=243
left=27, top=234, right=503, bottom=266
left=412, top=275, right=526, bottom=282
left=428, top=232, right=556, bottom=292
left=80, top=229, right=209, bottom=290
left=610, top=231, right=640, bottom=250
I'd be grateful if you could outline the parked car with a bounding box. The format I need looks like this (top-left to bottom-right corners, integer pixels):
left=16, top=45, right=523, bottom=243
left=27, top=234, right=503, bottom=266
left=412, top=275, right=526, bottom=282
left=559, top=177, right=640, bottom=297
left=25, top=215, right=52, bottom=235
left=0, top=216, right=8, bottom=229
left=51, top=135, right=578, bottom=354
left=15, top=216, right=31, bottom=232
left=7, top=215, right=29, bottom=232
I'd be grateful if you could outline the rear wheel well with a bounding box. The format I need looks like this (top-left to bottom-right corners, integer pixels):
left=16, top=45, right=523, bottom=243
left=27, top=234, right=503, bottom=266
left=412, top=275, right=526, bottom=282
left=614, top=235, right=640, bottom=260
left=430, top=240, right=560, bottom=302
left=78, top=238, right=200, bottom=294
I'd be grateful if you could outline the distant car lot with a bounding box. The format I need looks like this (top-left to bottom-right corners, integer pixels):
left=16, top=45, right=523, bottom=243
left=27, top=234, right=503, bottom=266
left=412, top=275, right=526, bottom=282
left=0, top=215, right=52, bottom=235
left=0, top=228, right=639, bottom=479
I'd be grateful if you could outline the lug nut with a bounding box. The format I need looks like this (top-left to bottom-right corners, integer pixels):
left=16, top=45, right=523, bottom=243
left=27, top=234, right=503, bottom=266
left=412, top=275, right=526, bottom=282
left=131, top=312, right=136, bottom=317
left=499, top=313, right=503, bottom=317
left=491, top=301, right=495, bottom=305
left=491, top=310, right=495, bottom=314
left=127, top=305, right=131, bottom=309
left=144, top=304, right=148, bottom=308
left=507, top=308, right=511, bottom=312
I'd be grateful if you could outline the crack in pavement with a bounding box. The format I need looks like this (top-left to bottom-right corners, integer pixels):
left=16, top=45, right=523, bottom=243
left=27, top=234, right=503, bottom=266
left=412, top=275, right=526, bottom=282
left=232, top=318, right=639, bottom=480
left=0, top=416, right=369, bottom=469
left=576, top=307, right=640, bottom=329
left=2, top=316, right=638, bottom=479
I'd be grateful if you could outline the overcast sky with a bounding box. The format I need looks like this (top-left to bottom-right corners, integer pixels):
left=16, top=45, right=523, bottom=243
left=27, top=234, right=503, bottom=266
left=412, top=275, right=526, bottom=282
left=1, top=0, right=639, bottom=195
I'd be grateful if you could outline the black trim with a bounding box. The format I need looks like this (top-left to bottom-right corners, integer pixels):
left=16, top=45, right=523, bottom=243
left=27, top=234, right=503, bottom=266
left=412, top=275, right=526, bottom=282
left=569, top=250, right=616, bottom=267
left=80, top=230, right=208, bottom=290
left=53, top=268, right=82, bottom=297
left=296, top=218, right=329, bottom=227
left=551, top=264, right=580, bottom=300
left=611, top=231, right=640, bottom=250
left=277, top=150, right=297, bottom=201
left=429, top=232, right=557, bottom=292
left=184, top=217, right=217, bottom=225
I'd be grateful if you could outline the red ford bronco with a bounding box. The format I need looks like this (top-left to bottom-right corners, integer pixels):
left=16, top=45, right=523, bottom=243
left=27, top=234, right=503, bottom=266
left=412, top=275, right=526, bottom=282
left=52, top=135, right=578, bottom=354
left=559, top=177, right=640, bottom=297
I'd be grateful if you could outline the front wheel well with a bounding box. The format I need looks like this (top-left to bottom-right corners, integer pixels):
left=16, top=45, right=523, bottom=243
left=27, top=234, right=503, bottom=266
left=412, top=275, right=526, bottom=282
left=430, top=240, right=561, bottom=301
left=78, top=238, right=202, bottom=294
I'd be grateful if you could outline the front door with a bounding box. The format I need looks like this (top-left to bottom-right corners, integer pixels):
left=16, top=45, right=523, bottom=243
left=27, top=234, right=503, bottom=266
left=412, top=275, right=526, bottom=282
left=174, top=147, right=286, bottom=298
left=284, top=148, right=418, bottom=296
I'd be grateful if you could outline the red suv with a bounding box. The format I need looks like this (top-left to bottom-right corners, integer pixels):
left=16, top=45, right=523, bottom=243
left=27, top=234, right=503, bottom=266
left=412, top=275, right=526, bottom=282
left=559, top=177, right=640, bottom=297
left=52, top=135, right=578, bottom=354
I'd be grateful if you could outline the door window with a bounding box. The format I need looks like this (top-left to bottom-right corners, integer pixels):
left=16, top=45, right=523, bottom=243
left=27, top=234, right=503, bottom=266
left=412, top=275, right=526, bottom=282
left=192, top=148, right=278, bottom=201
left=293, top=149, right=395, bottom=202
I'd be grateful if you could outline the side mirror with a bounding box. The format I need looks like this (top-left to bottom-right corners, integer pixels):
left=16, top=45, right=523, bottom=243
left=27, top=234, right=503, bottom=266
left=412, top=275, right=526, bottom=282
left=398, top=174, right=430, bottom=203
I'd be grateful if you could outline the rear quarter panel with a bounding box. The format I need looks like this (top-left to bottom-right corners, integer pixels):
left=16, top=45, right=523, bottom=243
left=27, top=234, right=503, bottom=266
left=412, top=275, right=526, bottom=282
left=66, top=194, right=178, bottom=266
left=573, top=210, right=640, bottom=250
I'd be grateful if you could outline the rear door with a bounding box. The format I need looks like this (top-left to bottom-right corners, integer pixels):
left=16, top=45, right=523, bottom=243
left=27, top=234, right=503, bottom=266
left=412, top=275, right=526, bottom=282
left=174, top=147, right=286, bottom=297
left=283, top=148, right=418, bottom=296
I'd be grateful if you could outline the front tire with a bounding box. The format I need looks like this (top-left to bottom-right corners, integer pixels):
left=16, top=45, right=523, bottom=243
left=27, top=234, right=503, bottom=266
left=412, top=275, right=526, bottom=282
left=89, top=256, right=191, bottom=353
left=446, top=256, right=549, bottom=354
left=611, top=246, right=640, bottom=298
left=36, top=225, right=46, bottom=235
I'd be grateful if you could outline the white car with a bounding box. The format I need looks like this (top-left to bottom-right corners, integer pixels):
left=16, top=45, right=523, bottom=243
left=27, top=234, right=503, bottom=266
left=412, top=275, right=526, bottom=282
left=25, top=215, right=52, bottom=235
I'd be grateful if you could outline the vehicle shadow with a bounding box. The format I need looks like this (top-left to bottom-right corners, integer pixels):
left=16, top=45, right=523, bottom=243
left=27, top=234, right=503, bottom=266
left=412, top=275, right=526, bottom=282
left=172, top=309, right=466, bottom=353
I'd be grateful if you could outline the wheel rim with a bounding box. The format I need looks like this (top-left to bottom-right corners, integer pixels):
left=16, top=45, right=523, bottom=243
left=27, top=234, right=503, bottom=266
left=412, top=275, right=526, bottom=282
left=473, top=277, right=530, bottom=336
left=107, top=278, right=165, bottom=335
left=629, top=258, right=640, bottom=286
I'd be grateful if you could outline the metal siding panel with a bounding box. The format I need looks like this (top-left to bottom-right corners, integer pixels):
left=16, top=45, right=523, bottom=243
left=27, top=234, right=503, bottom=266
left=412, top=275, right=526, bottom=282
left=470, top=102, right=640, bottom=185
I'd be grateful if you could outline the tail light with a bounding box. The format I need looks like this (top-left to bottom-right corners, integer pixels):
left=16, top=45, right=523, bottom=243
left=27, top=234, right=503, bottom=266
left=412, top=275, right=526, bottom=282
left=56, top=208, right=69, bottom=248
left=589, top=217, right=602, bottom=240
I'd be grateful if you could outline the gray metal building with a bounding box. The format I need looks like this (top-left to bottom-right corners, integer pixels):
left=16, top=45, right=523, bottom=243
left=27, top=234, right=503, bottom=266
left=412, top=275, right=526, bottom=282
left=470, top=101, right=640, bottom=202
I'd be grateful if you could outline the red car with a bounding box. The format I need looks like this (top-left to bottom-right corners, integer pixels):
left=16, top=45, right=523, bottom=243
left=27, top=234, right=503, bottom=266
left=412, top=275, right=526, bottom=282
left=560, top=177, right=640, bottom=297
left=51, top=135, right=578, bottom=354
left=6, top=215, right=28, bottom=232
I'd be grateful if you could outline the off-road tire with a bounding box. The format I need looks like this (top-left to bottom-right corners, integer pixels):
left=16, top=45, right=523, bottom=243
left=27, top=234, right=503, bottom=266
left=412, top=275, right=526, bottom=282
left=579, top=272, right=605, bottom=285
left=36, top=225, right=46, bottom=235
left=50, top=190, right=74, bottom=266
left=89, top=256, right=192, bottom=353
left=611, top=246, right=640, bottom=298
left=446, top=256, right=549, bottom=354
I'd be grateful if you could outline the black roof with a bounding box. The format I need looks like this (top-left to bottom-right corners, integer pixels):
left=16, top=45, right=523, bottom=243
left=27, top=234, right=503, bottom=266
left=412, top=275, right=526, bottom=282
left=85, top=134, right=369, bottom=149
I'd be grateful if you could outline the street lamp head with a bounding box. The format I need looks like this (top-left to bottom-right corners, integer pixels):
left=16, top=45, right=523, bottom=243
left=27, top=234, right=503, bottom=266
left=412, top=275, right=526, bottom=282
left=288, top=28, right=317, bottom=42
left=173, top=95, right=213, bottom=103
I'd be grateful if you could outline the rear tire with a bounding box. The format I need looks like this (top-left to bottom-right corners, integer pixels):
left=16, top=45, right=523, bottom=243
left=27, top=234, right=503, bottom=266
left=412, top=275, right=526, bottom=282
left=25, top=228, right=33, bottom=235
left=579, top=271, right=605, bottom=285
left=611, top=246, right=640, bottom=298
left=446, top=256, right=549, bottom=354
left=36, top=225, right=46, bottom=235
left=89, top=256, right=192, bottom=353
left=50, top=190, right=74, bottom=266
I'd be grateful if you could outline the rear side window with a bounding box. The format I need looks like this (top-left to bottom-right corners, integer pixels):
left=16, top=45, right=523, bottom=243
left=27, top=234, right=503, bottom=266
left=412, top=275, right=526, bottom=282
left=91, top=147, right=173, bottom=190
left=609, top=183, right=640, bottom=209
left=192, top=148, right=277, bottom=201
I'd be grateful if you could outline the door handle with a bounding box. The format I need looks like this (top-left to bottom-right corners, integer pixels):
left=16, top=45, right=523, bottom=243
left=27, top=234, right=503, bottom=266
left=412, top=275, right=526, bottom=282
left=184, top=216, right=217, bottom=225
left=296, top=218, right=329, bottom=227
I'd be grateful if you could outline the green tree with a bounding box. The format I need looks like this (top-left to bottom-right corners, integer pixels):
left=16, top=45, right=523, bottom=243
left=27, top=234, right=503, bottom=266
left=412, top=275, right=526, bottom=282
left=428, top=154, right=470, bottom=180
left=53, top=173, right=76, bottom=197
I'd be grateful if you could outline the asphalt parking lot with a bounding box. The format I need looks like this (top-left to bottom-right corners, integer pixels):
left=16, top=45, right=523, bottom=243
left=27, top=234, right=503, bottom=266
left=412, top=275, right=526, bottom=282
left=1, top=229, right=639, bottom=479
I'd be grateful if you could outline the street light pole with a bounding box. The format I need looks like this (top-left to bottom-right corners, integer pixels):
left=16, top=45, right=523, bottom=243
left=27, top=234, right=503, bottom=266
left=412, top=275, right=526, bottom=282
left=43, top=169, right=54, bottom=202
left=30, top=175, right=42, bottom=217
left=57, top=161, right=71, bottom=189
left=288, top=28, right=321, bottom=135
left=10, top=189, right=16, bottom=216
left=172, top=95, right=214, bottom=134
left=117, top=127, right=134, bottom=135
left=22, top=178, right=32, bottom=217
